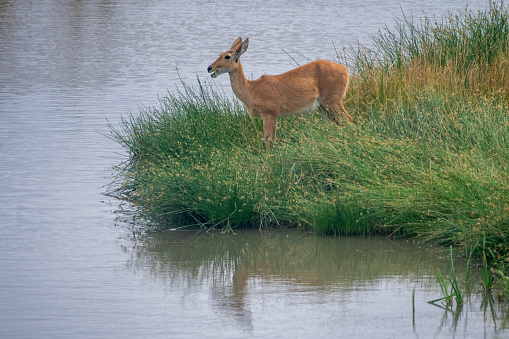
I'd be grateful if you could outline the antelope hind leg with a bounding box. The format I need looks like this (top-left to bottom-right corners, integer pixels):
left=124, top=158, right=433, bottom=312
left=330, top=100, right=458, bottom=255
left=337, top=101, right=353, bottom=122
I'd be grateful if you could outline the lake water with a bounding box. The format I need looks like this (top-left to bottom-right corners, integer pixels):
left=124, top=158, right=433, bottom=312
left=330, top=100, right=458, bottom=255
left=0, top=0, right=506, bottom=338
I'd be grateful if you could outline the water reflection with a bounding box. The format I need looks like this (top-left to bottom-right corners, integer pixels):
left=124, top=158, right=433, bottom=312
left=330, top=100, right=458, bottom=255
left=129, top=229, right=437, bottom=286
left=123, top=229, right=508, bottom=337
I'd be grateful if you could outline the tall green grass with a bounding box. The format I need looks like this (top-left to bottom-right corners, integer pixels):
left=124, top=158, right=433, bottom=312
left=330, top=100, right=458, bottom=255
left=344, top=1, right=509, bottom=110
left=108, top=84, right=509, bottom=245
left=108, top=3, right=509, bottom=272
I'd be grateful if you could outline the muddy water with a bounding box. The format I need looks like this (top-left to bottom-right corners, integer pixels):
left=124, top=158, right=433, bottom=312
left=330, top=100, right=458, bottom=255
left=0, top=0, right=506, bottom=338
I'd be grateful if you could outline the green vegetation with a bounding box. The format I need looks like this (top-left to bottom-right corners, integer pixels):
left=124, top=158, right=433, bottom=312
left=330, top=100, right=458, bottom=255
left=346, top=0, right=509, bottom=109
left=428, top=247, right=465, bottom=306
left=108, top=3, right=509, bottom=284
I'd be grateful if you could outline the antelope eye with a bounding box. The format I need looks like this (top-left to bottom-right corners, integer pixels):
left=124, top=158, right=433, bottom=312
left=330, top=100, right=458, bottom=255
left=224, top=55, right=231, bottom=59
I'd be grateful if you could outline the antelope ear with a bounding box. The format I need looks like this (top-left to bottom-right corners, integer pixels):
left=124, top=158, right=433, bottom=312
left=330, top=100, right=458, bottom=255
left=239, top=38, right=249, bottom=55
left=234, top=38, right=249, bottom=61
left=230, top=37, right=243, bottom=51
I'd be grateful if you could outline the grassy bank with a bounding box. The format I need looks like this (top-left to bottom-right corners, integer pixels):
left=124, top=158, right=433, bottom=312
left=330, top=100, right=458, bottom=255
left=345, top=0, right=509, bottom=111
left=108, top=3, right=509, bottom=271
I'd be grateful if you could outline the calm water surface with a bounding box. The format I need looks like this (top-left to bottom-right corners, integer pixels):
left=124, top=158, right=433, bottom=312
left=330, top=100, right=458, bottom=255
left=0, top=0, right=505, bottom=338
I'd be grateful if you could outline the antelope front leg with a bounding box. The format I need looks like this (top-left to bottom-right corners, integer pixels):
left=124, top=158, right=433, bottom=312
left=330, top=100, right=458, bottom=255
left=261, top=115, right=276, bottom=150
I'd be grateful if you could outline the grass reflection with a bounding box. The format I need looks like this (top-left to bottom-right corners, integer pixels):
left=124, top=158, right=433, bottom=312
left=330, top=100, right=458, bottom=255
left=121, top=229, right=508, bottom=335
left=128, top=229, right=441, bottom=287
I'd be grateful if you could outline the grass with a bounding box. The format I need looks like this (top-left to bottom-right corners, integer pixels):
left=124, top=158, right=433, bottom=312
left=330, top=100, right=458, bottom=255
left=428, top=247, right=464, bottom=306
left=107, top=2, right=509, bottom=283
left=343, top=0, right=509, bottom=111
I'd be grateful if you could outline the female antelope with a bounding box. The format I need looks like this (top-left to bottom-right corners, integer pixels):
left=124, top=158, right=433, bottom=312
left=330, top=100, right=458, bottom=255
left=207, top=37, right=352, bottom=149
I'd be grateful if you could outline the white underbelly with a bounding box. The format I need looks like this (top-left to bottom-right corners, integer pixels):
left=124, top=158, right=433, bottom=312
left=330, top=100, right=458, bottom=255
left=278, top=99, right=320, bottom=117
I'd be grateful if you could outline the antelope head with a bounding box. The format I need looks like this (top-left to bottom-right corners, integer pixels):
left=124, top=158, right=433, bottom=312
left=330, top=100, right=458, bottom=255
left=207, top=37, right=249, bottom=78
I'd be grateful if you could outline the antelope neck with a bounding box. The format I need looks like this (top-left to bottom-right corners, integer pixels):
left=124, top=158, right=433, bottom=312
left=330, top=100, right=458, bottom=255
left=228, top=61, right=251, bottom=105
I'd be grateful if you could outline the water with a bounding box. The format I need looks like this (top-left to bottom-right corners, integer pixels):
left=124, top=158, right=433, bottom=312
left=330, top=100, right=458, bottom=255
left=0, top=0, right=505, bottom=338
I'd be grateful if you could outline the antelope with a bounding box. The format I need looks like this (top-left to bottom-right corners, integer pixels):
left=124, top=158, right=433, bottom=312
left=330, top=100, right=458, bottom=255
left=207, top=37, right=353, bottom=149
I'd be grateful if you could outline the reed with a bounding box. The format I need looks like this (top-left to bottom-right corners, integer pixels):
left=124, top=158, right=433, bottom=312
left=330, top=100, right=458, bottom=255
left=481, top=235, right=496, bottom=292
left=428, top=268, right=456, bottom=306
left=429, top=247, right=464, bottom=306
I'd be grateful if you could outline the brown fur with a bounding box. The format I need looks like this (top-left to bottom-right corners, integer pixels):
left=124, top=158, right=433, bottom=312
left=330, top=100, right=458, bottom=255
left=208, top=37, right=352, bottom=149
